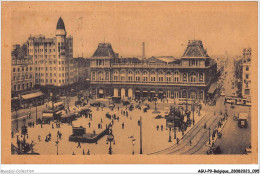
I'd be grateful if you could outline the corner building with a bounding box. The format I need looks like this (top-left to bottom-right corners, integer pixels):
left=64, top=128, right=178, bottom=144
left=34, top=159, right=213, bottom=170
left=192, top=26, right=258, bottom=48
left=27, top=17, right=75, bottom=95
left=90, top=40, right=217, bottom=102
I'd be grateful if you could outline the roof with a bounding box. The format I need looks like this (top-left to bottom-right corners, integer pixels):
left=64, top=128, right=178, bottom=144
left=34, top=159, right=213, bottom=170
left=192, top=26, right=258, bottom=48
left=208, top=82, right=217, bottom=94
left=21, top=91, right=43, bottom=100
left=56, top=17, right=66, bottom=30
left=182, top=40, right=209, bottom=58
left=92, top=43, right=116, bottom=58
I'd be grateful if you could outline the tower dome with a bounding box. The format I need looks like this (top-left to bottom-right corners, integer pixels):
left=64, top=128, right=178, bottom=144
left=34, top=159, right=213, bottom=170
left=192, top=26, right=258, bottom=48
left=56, top=17, right=65, bottom=30
left=56, top=17, right=66, bottom=36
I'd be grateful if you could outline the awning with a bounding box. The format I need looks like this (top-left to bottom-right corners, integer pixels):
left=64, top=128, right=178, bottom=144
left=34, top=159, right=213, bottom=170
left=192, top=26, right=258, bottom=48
left=42, top=112, right=53, bottom=117
left=135, top=90, right=140, bottom=93
left=208, top=82, right=217, bottom=94
left=143, top=91, right=148, bottom=93
left=99, top=89, right=104, bottom=94
left=21, top=92, right=43, bottom=100
left=54, top=102, right=64, bottom=107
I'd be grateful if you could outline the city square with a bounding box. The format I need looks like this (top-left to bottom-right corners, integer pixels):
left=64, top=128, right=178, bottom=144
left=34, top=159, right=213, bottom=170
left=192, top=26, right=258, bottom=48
left=10, top=15, right=252, bottom=156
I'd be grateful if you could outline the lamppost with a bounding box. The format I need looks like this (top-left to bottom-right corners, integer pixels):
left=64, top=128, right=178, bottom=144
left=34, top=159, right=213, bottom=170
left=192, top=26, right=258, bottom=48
left=106, top=126, right=114, bottom=155
left=192, top=102, right=195, bottom=125
left=55, top=131, right=59, bottom=155
left=132, top=139, right=135, bottom=155
left=208, top=127, right=211, bottom=145
left=35, top=102, right=38, bottom=125
left=152, top=97, right=160, bottom=114
left=139, top=116, right=143, bottom=154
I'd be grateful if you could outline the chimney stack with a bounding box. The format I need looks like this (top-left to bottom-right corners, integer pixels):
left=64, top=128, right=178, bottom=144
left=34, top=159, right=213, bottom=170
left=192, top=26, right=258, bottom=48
left=142, top=42, right=145, bottom=60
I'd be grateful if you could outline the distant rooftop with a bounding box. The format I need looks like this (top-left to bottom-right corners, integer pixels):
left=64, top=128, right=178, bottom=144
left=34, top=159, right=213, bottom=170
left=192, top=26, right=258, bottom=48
left=182, top=40, right=209, bottom=58
left=92, top=43, right=116, bottom=58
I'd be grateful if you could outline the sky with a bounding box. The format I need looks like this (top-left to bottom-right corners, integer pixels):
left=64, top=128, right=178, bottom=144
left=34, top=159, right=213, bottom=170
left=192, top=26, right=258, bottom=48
left=10, top=2, right=257, bottom=58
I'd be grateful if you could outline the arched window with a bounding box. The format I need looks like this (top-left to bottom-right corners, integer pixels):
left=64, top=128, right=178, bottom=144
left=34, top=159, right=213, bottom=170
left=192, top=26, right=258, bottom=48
left=158, top=71, right=164, bottom=82
left=182, top=90, right=187, bottom=98
left=98, top=71, right=104, bottom=81
left=199, top=73, right=203, bottom=82
left=183, top=73, right=188, bottom=82
left=91, top=72, right=96, bottom=81
left=120, top=71, right=126, bottom=81
left=190, top=72, right=197, bottom=82
left=174, top=71, right=180, bottom=82
left=135, top=71, right=141, bottom=81
left=143, top=71, right=148, bottom=82
left=105, top=72, right=109, bottom=81
left=166, top=71, right=172, bottom=82
left=128, top=71, right=133, bottom=81
left=150, top=71, right=156, bottom=82
left=113, top=71, right=119, bottom=81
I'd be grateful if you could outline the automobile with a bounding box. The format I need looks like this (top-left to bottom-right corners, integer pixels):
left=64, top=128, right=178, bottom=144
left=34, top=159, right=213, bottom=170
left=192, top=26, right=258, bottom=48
left=106, top=112, right=111, bottom=119
left=122, top=100, right=130, bottom=106
left=238, top=113, right=248, bottom=128
left=129, top=104, right=134, bottom=111
left=136, top=104, right=141, bottom=110
left=207, top=146, right=221, bottom=155
left=109, top=104, right=115, bottom=109
left=245, top=145, right=252, bottom=154
left=236, top=99, right=244, bottom=105
left=90, top=102, right=105, bottom=107
left=155, top=115, right=163, bottom=119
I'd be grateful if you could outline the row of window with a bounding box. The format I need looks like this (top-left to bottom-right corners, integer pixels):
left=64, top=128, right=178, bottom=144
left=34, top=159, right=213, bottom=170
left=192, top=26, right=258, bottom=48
left=13, top=67, right=33, bottom=72
left=35, top=79, right=68, bottom=83
left=13, top=73, right=33, bottom=81
left=35, top=72, right=69, bottom=77
left=35, top=55, right=57, bottom=59
left=13, top=82, right=33, bottom=91
left=92, top=71, right=204, bottom=83
left=35, top=60, right=66, bottom=65
left=35, top=66, right=67, bottom=71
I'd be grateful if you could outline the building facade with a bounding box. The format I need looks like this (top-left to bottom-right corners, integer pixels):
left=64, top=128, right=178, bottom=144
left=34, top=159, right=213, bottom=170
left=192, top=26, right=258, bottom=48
left=90, top=40, right=217, bottom=102
left=242, top=48, right=251, bottom=99
left=11, top=44, right=34, bottom=95
left=27, top=17, right=75, bottom=88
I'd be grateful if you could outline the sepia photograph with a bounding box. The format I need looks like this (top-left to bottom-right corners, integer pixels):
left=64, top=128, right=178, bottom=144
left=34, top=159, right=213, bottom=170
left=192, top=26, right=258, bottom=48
left=1, top=1, right=258, bottom=166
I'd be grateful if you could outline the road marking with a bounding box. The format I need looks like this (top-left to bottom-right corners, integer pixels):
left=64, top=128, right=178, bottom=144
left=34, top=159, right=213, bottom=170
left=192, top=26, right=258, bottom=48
left=11, top=115, right=28, bottom=122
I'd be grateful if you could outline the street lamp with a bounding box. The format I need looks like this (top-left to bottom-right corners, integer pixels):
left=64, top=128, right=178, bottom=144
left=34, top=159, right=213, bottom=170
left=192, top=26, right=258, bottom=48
left=106, top=126, right=114, bottom=155
left=107, top=134, right=114, bottom=155
left=55, top=131, right=59, bottom=155
left=132, top=139, right=135, bottom=155
left=208, top=127, right=211, bottom=145
left=192, top=102, right=195, bottom=125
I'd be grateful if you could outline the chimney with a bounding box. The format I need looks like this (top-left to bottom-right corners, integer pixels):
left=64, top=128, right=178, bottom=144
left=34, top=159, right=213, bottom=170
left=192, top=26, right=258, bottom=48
left=142, top=42, right=145, bottom=60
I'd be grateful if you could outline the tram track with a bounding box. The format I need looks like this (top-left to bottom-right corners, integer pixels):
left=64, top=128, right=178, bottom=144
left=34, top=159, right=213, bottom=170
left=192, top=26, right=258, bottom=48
left=149, top=112, right=219, bottom=155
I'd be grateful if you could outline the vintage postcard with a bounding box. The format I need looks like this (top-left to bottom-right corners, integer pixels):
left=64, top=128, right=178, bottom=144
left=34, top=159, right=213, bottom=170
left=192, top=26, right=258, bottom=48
left=1, top=1, right=258, bottom=164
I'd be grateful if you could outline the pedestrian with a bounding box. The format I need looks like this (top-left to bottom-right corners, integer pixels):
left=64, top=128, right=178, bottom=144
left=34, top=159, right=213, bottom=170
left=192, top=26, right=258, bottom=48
left=52, top=124, right=54, bottom=129
left=11, top=130, right=14, bottom=138
left=161, top=125, right=163, bottom=131
left=101, top=118, right=103, bottom=123
left=72, top=151, right=75, bottom=155
left=87, top=149, right=90, bottom=155
left=156, top=125, right=159, bottom=131
left=38, top=135, right=41, bottom=142
left=33, top=121, right=34, bottom=128
left=88, top=122, right=91, bottom=128
left=83, top=149, right=85, bottom=155
left=118, top=106, right=120, bottom=111
left=77, top=141, right=81, bottom=148
left=190, top=140, right=192, bottom=146
left=204, top=123, right=207, bottom=129
left=177, top=138, right=179, bottom=145
left=122, top=122, right=124, bottom=129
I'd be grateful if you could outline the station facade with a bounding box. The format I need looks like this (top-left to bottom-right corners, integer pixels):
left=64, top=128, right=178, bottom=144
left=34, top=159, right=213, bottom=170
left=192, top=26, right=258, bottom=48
left=89, top=40, right=217, bottom=102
